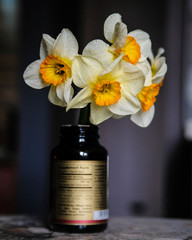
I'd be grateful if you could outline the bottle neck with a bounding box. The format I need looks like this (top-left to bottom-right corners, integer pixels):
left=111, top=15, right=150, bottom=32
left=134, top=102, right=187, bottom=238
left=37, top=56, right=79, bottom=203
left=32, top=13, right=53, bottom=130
left=59, top=125, right=100, bottom=144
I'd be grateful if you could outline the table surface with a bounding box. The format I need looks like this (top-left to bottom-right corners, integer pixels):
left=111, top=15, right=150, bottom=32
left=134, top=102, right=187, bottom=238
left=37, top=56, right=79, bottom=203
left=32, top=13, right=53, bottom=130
left=0, top=215, right=192, bottom=240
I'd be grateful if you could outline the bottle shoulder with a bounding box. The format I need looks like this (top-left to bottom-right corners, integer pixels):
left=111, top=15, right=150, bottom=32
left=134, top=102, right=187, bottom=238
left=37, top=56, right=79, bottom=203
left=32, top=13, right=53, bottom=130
left=50, top=142, right=108, bottom=160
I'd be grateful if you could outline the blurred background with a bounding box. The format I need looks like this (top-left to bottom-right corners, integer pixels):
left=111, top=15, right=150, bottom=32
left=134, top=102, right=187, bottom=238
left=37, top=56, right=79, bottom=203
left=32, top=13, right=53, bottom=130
left=0, top=0, right=191, bottom=219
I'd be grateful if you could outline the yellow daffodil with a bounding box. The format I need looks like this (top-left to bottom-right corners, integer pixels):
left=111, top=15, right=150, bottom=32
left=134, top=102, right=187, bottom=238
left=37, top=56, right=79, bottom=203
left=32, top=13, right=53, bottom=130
left=82, top=13, right=151, bottom=68
left=23, top=29, right=79, bottom=106
left=67, top=56, right=145, bottom=125
left=130, top=48, right=167, bottom=127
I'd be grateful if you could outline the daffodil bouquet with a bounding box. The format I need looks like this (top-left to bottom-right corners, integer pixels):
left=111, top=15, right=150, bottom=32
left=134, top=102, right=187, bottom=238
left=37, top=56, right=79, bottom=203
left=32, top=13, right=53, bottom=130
left=23, top=13, right=167, bottom=127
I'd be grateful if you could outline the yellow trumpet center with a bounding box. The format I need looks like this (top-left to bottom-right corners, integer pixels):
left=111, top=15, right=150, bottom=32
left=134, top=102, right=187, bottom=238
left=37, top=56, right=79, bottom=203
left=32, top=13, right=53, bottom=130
left=93, top=79, right=121, bottom=106
left=121, top=36, right=141, bottom=65
left=138, top=83, right=162, bottom=112
left=40, top=55, right=71, bottom=86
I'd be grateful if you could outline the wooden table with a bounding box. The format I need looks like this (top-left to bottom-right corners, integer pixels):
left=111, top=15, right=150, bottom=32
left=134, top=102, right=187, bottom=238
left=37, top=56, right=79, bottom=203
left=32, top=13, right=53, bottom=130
left=0, top=215, right=192, bottom=239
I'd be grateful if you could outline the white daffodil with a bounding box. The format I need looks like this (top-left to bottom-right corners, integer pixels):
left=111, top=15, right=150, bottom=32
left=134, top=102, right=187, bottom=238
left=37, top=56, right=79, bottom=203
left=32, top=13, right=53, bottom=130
left=67, top=56, right=145, bottom=125
left=23, top=29, right=79, bottom=106
left=82, top=13, right=151, bottom=68
left=130, top=48, right=167, bottom=127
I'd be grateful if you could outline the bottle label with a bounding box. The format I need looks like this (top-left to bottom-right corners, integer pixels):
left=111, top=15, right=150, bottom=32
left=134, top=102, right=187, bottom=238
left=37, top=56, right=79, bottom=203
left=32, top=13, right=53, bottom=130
left=51, top=160, right=108, bottom=225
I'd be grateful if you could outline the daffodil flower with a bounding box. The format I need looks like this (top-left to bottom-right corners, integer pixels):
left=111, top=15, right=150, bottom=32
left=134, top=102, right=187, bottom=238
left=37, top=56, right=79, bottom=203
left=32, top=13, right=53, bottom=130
left=130, top=48, right=167, bottom=127
left=82, top=13, right=151, bottom=68
left=23, top=29, right=79, bottom=106
left=67, top=56, right=145, bottom=125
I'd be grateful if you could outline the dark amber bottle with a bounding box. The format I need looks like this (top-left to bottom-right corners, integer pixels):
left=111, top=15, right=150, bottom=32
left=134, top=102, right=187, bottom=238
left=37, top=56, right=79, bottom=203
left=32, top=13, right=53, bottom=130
left=49, top=125, right=109, bottom=233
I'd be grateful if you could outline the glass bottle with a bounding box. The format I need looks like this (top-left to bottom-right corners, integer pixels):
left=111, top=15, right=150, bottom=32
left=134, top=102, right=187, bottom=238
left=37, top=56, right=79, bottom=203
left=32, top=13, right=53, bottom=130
left=49, top=125, right=109, bottom=233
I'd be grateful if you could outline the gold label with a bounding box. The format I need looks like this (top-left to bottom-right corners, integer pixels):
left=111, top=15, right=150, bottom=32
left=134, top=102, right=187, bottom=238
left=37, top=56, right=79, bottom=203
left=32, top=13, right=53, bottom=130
left=51, top=160, right=108, bottom=225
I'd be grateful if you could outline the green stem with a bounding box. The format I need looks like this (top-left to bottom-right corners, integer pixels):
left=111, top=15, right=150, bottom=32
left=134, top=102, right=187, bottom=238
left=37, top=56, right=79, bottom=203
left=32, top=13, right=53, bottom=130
left=78, top=104, right=90, bottom=125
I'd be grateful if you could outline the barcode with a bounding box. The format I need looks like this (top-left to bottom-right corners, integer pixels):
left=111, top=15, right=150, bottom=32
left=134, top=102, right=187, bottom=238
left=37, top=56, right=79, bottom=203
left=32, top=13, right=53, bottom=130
left=94, top=209, right=109, bottom=220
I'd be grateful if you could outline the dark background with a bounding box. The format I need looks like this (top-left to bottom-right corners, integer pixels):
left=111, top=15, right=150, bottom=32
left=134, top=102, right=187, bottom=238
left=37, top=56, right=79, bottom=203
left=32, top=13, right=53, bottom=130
left=0, top=0, right=191, bottom=218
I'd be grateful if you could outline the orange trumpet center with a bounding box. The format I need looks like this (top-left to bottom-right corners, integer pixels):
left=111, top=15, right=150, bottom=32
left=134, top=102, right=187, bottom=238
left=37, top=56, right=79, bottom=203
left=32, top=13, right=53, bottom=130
left=93, top=79, right=121, bottom=106
left=40, top=55, right=71, bottom=86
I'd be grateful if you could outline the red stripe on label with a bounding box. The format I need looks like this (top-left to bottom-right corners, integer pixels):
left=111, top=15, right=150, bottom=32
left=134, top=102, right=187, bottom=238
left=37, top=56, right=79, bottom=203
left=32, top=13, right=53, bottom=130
left=53, top=219, right=108, bottom=225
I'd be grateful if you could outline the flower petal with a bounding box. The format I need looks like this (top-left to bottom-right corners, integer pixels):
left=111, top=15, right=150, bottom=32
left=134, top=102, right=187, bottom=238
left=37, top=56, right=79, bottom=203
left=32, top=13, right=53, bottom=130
left=56, top=82, right=65, bottom=100
left=130, top=104, right=155, bottom=127
left=108, top=94, right=141, bottom=115
left=23, top=60, right=50, bottom=89
left=112, top=114, right=124, bottom=119
left=90, top=102, right=113, bottom=125
left=122, top=77, right=144, bottom=97
left=121, top=62, right=145, bottom=95
left=104, top=13, right=122, bottom=43
left=40, top=34, right=55, bottom=59
left=136, top=60, right=152, bottom=86
left=152, top=58, right=167, bottom=84
left=40, top=41, right=47, bottom=60
left=101, top=54, right=123, bottom=75
left=113, top=22, right=128, bottom=49
left=67, top=86, right=92, bottom=110
left=63, top=77, right=74, bottom=103
left=156, top=48, right=165, bottom=58
left=52, top=28, right=79, bottom=60
left=136, top=60, right=151, bottom=77
left=83, top=39, right=114, bottom=67
left=56, top=79, right=74, bottom=104
left=72, top=56, right=103, bottom=88
left=48, top=85, right=67, bottom=107
left=129, top=30, right=151, bottom=61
